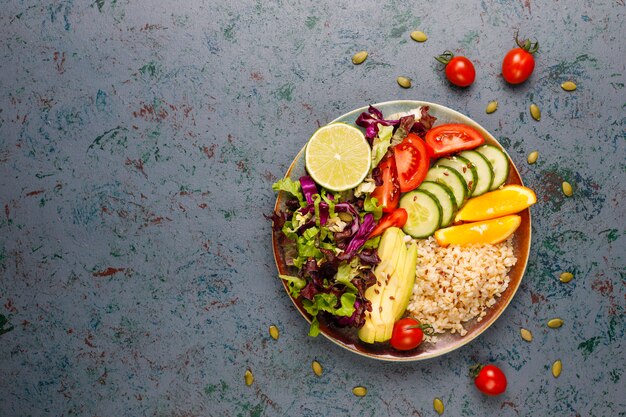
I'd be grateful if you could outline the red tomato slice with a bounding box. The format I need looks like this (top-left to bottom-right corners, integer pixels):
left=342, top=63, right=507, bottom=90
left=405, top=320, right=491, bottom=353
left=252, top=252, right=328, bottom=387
left=368, top=208, right=407, bottom=238
left=424, top=124, right=485, bottom=158
left=394, top=133, right=430, bottom=193
left=371, top=154, right=400, bottom=213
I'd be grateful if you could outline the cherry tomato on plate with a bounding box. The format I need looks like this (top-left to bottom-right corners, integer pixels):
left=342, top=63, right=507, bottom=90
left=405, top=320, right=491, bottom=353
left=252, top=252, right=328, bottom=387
left=371, top=153, right=400, bottom=213
left=435, top=51, right=476, bottom=87
left=368, top=208, right=407, bottom=238
left=424, top=124, right=485, bottom=158
left=471, top=364, right=508, bottom=396
left=502, top=34, right=539, bottom=84
left=394, top=133, right=430, bottom=192
left=390, top=317, right=433, bottom=351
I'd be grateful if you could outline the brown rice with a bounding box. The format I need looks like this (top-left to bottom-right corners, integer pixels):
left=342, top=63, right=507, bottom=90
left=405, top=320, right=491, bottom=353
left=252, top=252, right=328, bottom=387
left=406, top=237, right=517, bottom=337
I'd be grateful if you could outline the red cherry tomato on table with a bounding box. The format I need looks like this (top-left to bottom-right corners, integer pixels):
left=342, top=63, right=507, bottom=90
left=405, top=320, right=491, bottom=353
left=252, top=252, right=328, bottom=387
left=435, top=51, right=476, bottom=87
left=371, top=154, right=400, bottom=213
left=394, top=133, right=430, bottom=192
left=471, top=364, right=508, bottom=396
left=368, top=208, right=407, bottom=238
left=390, top=317, right=433, bottom=351
left=502, top=34, right=539, bottom=84
left=424, top=124, right=485, bottom=158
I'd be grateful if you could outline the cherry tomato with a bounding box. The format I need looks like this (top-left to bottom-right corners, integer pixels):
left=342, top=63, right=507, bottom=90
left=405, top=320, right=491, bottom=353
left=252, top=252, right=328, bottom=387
left=390, top=317, right=432, bottom=351
left=436, top=51, right=476, bottom=87
left=424, top=124, right=485, bottom=158
left=368, top=208, right=408, bottom=238
left=393, top=133, right=430, bottom=192
left=371, top=154, right=400, bottom=213
left=472, top=364, right=508, bottom=396
left=502, top=35, right=538, bottom=84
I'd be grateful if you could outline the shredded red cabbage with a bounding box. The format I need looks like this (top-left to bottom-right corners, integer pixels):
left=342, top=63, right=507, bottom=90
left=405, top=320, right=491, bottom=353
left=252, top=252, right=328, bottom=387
left=355, top=105, right=399, bottom=142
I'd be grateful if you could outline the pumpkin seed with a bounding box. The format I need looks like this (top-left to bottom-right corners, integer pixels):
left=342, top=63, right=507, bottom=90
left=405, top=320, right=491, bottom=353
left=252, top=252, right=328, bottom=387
left=338, top=212, right=353, bottom=222
left=397, top=76, right=412, bottom=88
left=561, top=81, right=577, bottom=91
left=548, top=318, right=564, bottom=328
left=352, top=386, right=367, bottom=397
left=560, top=272, right=574, bottom=283
left=244, top=369, right=254, bottom=386
left=433, top=397, right=445, bottom=415
left=562, top=181, right=573, bottom=197
left=410, top=30, right=428, bottom=42
left=520, top=328, right=533, bottom=342
left=311, top=360, right=323, bottom=376
left=352, top=51, right=368, bottom=65
left=527, top=151, right=539, bottom=164
left=552, top=360, right=562, bottom=378
left=530, top=103, right=541, bottom=121
left=486, top=101, right=498, bottom=114
left=269, top=325, right=279, bottom=340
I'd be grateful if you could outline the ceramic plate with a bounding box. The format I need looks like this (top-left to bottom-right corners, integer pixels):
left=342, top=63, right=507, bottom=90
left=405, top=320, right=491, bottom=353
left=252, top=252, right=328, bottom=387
left=272, top=100, right=531, bottom=361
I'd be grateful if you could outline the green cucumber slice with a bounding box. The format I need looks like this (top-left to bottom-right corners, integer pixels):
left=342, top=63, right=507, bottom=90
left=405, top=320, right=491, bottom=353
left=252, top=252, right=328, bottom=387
left=399, top=190, right=442, bottom=238
left=458, top=150, right=494, bottom=196
left=435, top=155, right=478, bottom=197
left=475, top=144, right=510, bottom=190
left=418, top=181, right=457, bottom=227
left=424, top=165, right=467, bottom=206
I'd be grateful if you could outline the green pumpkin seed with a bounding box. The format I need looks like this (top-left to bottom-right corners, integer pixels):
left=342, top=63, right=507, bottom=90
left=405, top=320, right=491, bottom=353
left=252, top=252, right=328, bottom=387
left=244, top=369, right=254, bottom=386
left=352, top=386, right=367, bottom=397
left=552, top=360, right=562, bottom=378
left=562, top=181, right=573, bottom=197
left=530, top=103, right=541, bottom=121
left=561, top=81, right=577, bottom=91
left=560, top=272, right=574, bottom=283
left=527, top=151, right=539, bottom=164
left=548, top=318, right=564, bottom=328
left=311, top=360, right=323, bottom=376
left=338, top=212, right=353, bottom=222
left=520, top=328, right=533, bottom=342
left=433, top=397, right=444, bottom=415
left=397, top=76, right=412, bottom=88
left=410, top=30, right=428, bottom=42
left=485, top=101, right=498, bottom=114
left=269, top=325, right=279, bottom=340
left=352, top=51, right=368, bottom=65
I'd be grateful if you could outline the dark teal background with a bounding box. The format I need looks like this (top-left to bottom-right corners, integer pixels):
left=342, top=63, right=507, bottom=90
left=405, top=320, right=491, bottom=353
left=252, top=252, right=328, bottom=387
left=0, top=1, right=624, bottom=416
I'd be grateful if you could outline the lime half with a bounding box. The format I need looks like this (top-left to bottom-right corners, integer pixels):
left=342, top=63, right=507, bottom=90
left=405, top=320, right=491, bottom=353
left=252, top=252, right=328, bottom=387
left=304, top=123, right=371, bottom=192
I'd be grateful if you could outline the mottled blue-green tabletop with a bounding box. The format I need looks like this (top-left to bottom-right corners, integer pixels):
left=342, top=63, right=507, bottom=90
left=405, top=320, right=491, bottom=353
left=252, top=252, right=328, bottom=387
left=1, top=1, right=624, bottom=416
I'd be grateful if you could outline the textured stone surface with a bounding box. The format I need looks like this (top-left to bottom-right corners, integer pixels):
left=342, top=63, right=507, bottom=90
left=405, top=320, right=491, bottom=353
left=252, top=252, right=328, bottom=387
left=0, top=1, right=624, bottom=416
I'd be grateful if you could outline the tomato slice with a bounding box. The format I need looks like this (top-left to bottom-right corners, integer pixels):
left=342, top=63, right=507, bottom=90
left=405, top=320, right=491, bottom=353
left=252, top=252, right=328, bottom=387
left=424, top=124, right=485, bottom=158
left=368, top=208, right=407, bottom=238
left=394, top=133, right=430, bottom=193
left=371, top=154, right=400, bottom=213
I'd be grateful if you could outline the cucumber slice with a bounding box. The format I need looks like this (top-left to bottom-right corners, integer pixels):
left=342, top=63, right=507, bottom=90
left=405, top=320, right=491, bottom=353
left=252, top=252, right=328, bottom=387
left=424, top=166, right=467, bottom=206
left=476, top=144, right=510, bottom=190
left=435, top=155, right=478, bottom=196
left=418, top=181, right=457, bottom=227
left=399, top=190, right=442, bottom=238
left=458, top=150, right=494, bottom=196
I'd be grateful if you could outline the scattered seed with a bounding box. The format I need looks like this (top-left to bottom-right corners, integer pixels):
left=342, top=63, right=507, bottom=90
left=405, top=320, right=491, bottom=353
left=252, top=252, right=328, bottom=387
left=433, top=397, right=445, bottom=415
left=560, top=272, right=574, bottom=283
left=552, top=360, right=562, bottom=378
left=397, top=76, right=412, bottom=88
left=520, top=328, right=533, bottom=342
left=561, top=81, right=577, bottom=91
left=486, top=101, right=498, bottom=114
left=530, top=103, right=541, bottom=121
left=548, top=318, right=564, bottom=328
left=352, top=51, right=368, bottom=65
left=562, top=181, right=573, bottom=197
left=269, top=325, right=279, bottom=340
left=352, top=386, right=367, bottom=397
left=527, top=150, right=539, bottom=164
left=244, top=369, right=254, bottom=386
left=311, top=360, right=323, bottom=376
left=410, top=30, right=428, bottom=42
